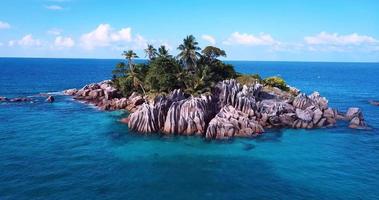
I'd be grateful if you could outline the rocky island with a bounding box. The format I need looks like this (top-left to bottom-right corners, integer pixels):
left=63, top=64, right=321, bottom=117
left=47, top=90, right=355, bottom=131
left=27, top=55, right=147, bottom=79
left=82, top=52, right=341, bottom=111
left=61, top=35, right=368, bottom=139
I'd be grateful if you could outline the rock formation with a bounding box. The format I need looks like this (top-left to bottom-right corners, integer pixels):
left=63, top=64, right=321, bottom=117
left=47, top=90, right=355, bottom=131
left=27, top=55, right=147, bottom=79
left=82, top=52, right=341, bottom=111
left=206, top=106, right=264, bottom=139
left=64, top=79, right=369, bottom=139
left=63, top=80, right=143, bottom=111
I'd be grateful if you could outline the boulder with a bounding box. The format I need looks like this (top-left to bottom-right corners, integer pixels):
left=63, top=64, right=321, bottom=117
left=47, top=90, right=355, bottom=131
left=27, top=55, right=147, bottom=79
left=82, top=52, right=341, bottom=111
left=296, top=108, right=313, bottom=122
left=313, top=108, right=323, bottom=124
left=126, top=92, right=145, bottom=112
left=128, top=103, right=160, bottom=133
left=309, top=92, right=328, bottom=110
left=293, top=93, right=313, bottom=109
left=345, top=107, right=362, bottom=120
left=206, top=106, right=264, bottom=139
left=348, top=116, right=368, bottom=129
left=163, top=95, right=215, bottom=135
left=46, top=96, right=55, bottom=103
left=88, top=89, right=104, bottom=99
left=345, top=107, right=368, bottom=129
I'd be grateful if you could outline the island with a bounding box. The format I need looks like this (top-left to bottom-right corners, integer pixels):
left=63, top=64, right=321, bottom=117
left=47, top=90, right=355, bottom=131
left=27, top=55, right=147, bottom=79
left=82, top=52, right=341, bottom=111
left=62, top=35, right=368, bottom=139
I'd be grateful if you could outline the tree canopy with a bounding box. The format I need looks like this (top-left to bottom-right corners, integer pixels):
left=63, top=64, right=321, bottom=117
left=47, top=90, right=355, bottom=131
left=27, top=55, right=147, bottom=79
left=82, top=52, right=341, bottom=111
left=112, top=35, right=237, bottom=97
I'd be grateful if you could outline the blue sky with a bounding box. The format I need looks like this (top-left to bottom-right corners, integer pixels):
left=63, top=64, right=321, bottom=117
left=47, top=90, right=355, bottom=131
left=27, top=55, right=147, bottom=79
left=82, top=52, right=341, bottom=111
left=0, top=0, right=378, bottom=62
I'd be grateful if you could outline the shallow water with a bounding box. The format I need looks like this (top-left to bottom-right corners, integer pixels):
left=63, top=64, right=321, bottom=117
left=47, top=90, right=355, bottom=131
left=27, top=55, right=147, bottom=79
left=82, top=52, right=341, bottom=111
left=0, top=58, right=378, bottom=200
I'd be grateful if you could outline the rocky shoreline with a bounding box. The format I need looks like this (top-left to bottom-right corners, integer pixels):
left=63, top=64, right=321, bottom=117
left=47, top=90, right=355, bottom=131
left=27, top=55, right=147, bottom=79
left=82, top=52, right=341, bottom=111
left=62, top=79, right=369, bottom=139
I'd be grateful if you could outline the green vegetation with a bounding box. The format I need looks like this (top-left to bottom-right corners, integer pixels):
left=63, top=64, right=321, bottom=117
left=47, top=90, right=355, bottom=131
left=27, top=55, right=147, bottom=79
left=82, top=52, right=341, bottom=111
left=262, top=76, right=289, bottom=91
left=112, top=35, right=290, bottom=97
left=236, top=74, right=262, bottom=85
left=112, top=35, right=237, bottom=96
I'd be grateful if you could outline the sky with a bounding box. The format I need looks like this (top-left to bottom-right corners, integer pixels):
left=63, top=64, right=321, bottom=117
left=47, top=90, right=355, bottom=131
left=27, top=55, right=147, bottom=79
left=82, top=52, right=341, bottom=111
left=0, top=0, right=378, bottom=62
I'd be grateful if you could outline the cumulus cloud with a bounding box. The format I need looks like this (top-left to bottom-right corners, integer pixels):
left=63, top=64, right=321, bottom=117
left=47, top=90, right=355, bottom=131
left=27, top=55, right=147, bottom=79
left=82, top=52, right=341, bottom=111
left=45, top=5, right=63, bottom=10
left=0, top=21, right=11, bottom=29
left=54, top=36, right=74, bottom=48
left=11, top=34, right=42, bottom=47
left=303, top=32, right=379, bottom=52
left=201, top=34, right=216, bottom=45
left=305, top=32, right=378, bottom=45
left=80, top=24, right=133, bottom=50
left=223, top=32, right=279, bottom=46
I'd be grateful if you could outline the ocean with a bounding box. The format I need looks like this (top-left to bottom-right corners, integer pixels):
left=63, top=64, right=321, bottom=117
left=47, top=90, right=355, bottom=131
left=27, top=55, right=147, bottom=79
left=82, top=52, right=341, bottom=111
left=0, top=58, right=378, bottom=200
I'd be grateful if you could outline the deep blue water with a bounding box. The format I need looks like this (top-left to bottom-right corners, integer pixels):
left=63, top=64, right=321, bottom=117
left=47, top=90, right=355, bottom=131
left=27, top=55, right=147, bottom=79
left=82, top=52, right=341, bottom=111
left=0, top=58, right=379, bottom=200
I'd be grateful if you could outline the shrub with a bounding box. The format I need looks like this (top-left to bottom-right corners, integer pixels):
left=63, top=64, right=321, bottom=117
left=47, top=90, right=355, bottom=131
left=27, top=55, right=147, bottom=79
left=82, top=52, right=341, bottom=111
left=236, top=74, right=262, bottom=85
left=263, top=76, right=289, bottom=91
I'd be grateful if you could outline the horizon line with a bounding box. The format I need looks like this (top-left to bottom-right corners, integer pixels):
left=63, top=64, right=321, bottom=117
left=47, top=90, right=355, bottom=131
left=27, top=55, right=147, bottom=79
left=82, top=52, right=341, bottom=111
left=0, top=56, right=378, bottom=64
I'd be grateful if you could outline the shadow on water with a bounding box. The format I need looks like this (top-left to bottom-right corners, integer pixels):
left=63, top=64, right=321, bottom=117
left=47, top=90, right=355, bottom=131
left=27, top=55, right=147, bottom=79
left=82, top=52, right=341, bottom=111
left=255, top=128, right=284, bottom=143
left=99, top=154, right=327, bottom=200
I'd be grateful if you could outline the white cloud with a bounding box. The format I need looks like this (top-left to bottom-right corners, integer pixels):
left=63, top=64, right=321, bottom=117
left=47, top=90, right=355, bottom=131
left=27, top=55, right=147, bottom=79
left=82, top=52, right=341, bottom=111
left=201, top=34, right=216, bottom=45
left=304, top=32, right=378, bottom=45
left=45, top=5, right=63, bottom=10
left=80, top=24, right=135, bottom=50
left=223, top=32, right=279, bottom=46
left=110, top=28, right=132, bottom=42
left=47, top=28, right=62, bottom=35
left=132, top=34, right=147, bottom=49
left=17, top=34, right=42, bottom=47
left=54, top=36, right=74, bottom=48
left=0, top=21, right=11, bottom=29
left=0, top=42, right=3, bottom=46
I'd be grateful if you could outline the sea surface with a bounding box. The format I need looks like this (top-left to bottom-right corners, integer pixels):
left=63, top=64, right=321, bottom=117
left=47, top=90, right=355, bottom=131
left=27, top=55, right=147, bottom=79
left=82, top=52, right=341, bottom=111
left=0, top=58, right=378, bottom=200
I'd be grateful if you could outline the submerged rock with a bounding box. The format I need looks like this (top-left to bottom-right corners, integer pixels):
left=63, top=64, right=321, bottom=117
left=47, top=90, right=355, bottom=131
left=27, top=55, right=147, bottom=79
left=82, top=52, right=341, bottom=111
left=9, top=97, right=32, bottom=102
left=0, top=96, right=8, bottom=102
left=369, top=100, right=379, bottom=106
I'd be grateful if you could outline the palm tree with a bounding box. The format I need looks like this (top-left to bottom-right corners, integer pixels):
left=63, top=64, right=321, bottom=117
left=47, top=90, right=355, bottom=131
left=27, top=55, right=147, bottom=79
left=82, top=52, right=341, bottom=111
left=158, top=45, right=170, bottom=58
left=144, top=44, right=158, bottom=60
left=121, top=50, right=146, bottom=95
left=122, top=50, right=139, bottom=70
left=177, top=35, right=201, bottom=71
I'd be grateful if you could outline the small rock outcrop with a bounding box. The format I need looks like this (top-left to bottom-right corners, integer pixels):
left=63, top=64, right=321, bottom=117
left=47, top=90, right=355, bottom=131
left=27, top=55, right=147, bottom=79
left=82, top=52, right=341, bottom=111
left=46, top=96, right=55, bottom=103
left=63, top=80, right=138, bottom=111
left=345, top=107, right=368, bottom=129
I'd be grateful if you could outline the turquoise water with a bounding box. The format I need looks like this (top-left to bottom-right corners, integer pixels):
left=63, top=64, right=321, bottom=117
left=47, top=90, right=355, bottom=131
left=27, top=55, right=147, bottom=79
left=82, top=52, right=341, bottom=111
left=0, top=58, right=378, bottom=200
